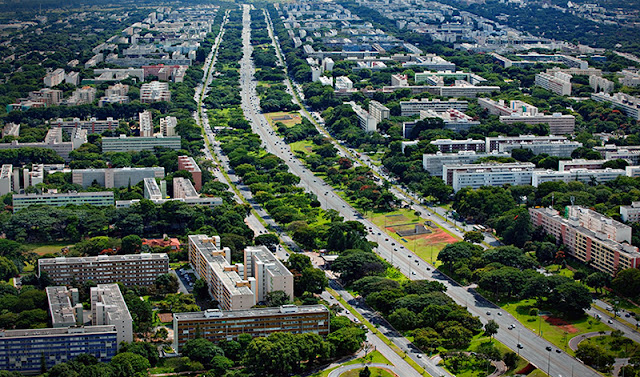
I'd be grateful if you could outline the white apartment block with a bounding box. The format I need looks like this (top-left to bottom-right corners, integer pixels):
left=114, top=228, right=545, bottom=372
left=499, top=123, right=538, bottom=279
left=589, top=75, right=614, bottom=94
left=0, top=164, right=12, bottom=196
left=558, top=159, right=607, bottom=171
left=140, top=81, right=171, bottom=103
left=188, top=235, right=256, bottom=310
left=400, top=98, right=469, bottom=116
left=348, top=101, right=377, bottom=132
left=101, top=135, right=181, bottom=152
left=621, top=202, right=640, bottom=223
left=65, top=72, right=80, bottom=86
left=531, top=168, right=625, bottom=187
left=391, top=74, right=408, bottom=86
left=605, top=149, right=640, bottom=165
left=498, top=140, right=582, bottom=158
left=90, top=284, right=133, bottom=347
left=44, top=69, right=65, bottom=87
left=244, top=246, right=294, bottom=303
left=72, top=167, right=165, bottom=189
left=368, top=100, right=390, bottom=123
left=139, top=111, right=153, bottom=137
left=51, top=117, right=119, bottom=135
left=422, top=151, right=510, bottom=176
left=430, top=138, right=486, bottom=153
left=485, top=135, right=568, bottom=152
left=24, top=164, right=44, bottom=189
left=501, top=113, right=575, bottom=135
left=401, top=54, right=455, bottom=71
left=334, top=76, right=353, bottom=90
left=173, top=177, right=198, bottom=199
left=443, top=162, right=537, bottom=191
left=144, top=178, right=163, bottom=200
left=626, top=166, right=640, bottom=178
left=591, top=92, right=640, bottom=121
left=621, top=70, right=640, bottom=88
left=535, top=71, right=572, bottom=96
left=160, top=116, right=177, bottom=136
left=569, top=205, right=632, bottom=242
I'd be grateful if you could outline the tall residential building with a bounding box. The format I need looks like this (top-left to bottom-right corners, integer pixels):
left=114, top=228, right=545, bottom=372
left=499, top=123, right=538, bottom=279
left=422, top=151, right=510, bottom=177
left=101, top=135, right=181, bottom=152
left=368, top=100, right=390, bottom=123
left=174, top=177, right=199, bottom=199
left=391, top=74, right=408, bottom=86
left=12, top=191, right=114, bottom=212
left=173, top=305, right=330, bottom=351
left=72, top=167, right=165, bottom=188
left=188, top=235, right=255, bottom=310
left=430, top=139, right=486, bottom=153
left=0, top=127, right=86, bottom=162
left=531, top=168, right=626, bottom=187
left=44, top=68, right=66, bottom=87
left=160, top=116, right=177, bottom=137
left=38, top=253, right=169, bottom=286
left=0, top=164, right=12, bottom=196
left=244, top=246, right=294, bottom=303
left=621, top=202, right=640, bottom=223
left=28, top=88, right=63, bottom=106
left=144, top=178, right=163, bottom=200
left=140, top=81, right=171, bottom=103
left=591, top=92, right=640, bottom=120
left=139, top=111, right=153, bottom=137
left=348, top=102, right=377, bottom=133
left=530, top=206, right=640, bottom=276
left=497, top=140, right=582, bottom=158
left=443, top=162, right=538, bottom=191
left=90, top=284, right=133, bottom=346
left=178, top=156, right=202, bottom=191
left=480, top=97, right=576, bottom=135
left=535, top=71, right=572, bottom=96
left=485, top=135, right=568, bottom=152
left=334, top=76, right=353, bottom=90
left=46, top=286, right=82, bottom=328
left=400, top=98, right=468, bottom=116
left=51, top=117, right=120, bottom=135
left=620, top=69, right=640, bottom=88
left=589, top=76, right=614, bottom=93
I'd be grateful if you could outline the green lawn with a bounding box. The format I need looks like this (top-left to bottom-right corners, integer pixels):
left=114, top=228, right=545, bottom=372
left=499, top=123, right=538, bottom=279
left=584, top=334, right=640, bottom=358
left=290, top=139, right=316, bottom=156
left=310, top=351, right=392, bottom=377
left=500, top=298, right=611, bottom=355
left=527, top=370, right=549, bottom=377
left=25, top=242, right=74, bottom=255
left=339, top=366, right=396, bottom=377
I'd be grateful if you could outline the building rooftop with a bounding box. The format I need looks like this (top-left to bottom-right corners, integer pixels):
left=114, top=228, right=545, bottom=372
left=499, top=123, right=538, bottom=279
left=173, top=304, right=328, bottom=321
left=13, top=191, right=114, bottom=199
left=38, top=253, right=168, bottom=265
left=91, top=284, right=132, bottom=323
left=245, top=246, right=293, bottom=279
left=46, top=286, right=76, bottom=326
left=0, top=325, right=116, bottom=338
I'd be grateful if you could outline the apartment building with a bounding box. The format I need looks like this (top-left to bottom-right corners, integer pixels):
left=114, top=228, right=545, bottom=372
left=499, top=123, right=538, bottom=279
left=530, top=206, right=640, bottom=276
left=391, top=74, right=408, bottom=86
left=0, top=164, right=12, bottom=196
left=2, top=123, right=19, bottom=138
left=46, top=286, right=82, bottom=328
left=430, top=138, right=486, bottom=153
left=38, top=253, right=169, bottom=286
left=12, top=191, right=114, bottom=212
left=188, top=235, right=255, bottom=310
left=101, top=135, right=181, bottom=152
left=51, top=117, right=120, bottom=135
left=414, top=70, right=487, bottom=85
left=144, top=177, right=163, bottom=200
left=621, top=69, right=640, bottom=88
left=160, top=116, right=177, bottom=137
left=0, top=326, right=118, bottom=373
left=558, top=159, right=607, bottom=171
left=626, top=166, right=640, bottom=178
left=401, top=54, right=455, bottom=71
left=0, top=127, right=86, bottom=162
left=620, top=202, right=640, bottom=223
left=605, top=149, right=640, bottom=165
left=485, top=135, right=568, bottom=152
left=498, top=140, right=582, bottom=158
left=368, top=100, right=390, bottom=123
left=73, top=167, right=164, bottom=189
left=244, top=246, right=294, bottom=303
left=178, top=155, right=202, bottom=191
left=589, top=75, right=614, bottom=93
left=535, top=71, right=572, bottom=96
left=422, top=151, right=510, bottom=177
left=44, top=68, right=66, bottom=87
left=140, top=81, right=171, bottom=103
left=173, top=305, right=330, bottom=351
left=400, top=98, right=469, bottom=116
left=531, top=168, right=625, bottom=187
left=498, top=110, right=575, bottom=135
left=442, top=162, right=537, bottom=190
left=90, top=284, right=133, bottom=346
left=139, top=111, right=153, bottom=137
left=348, top=101, right=377, bottom=132
left=591, top=92, right=640, bottom=120
left=28, top=88, right=63, bottom=106
left=334, top=76, right=353, bottom=90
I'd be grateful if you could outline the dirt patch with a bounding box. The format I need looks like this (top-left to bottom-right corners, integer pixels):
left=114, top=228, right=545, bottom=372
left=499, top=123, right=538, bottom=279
left=157, top=313, right=173, bottom=323
left=543, top=315, right=579, bottom=333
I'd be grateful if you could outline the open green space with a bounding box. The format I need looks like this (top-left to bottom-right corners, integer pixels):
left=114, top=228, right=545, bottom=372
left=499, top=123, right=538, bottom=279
left=340, top=366, right=396, bottom=377
left=369, top=208, right=459, bottom=265
left=500, top=298, right=611, bottom=355
left=290, top=139, right=317, bottom=156
left=309, top=351, right=392, bottom=377
left=264, top=111, right=302, bottom=128
left=584, top=334, right=640, bottom=358
left=24, top=242, right=73, bottom=255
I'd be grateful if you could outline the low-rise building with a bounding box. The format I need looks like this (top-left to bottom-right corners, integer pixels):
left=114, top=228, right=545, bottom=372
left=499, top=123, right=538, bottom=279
left=101, top=135, right=181, bottom=152
left=12, top=191, right=114, bottom=212
left=591, top=92, right=640, bottom=120
left=558, top=159, right=608, bottom=171
left=443, top=162, right=538, bottom=191
left=531, top=168, right=626, bottom=187
left=173, top=305, right=330, bottom=352
left=0, top=127, right=86, bottom=162
left=430, top=138, right=486, bottom=153
left=140, top=81, right=171, bottom=103
left=38, top=253, right=169, bottom=286
left=400, top=98, right=468, bottom=116
left=422, top=151, right=510, bottom=177
left=51, top=117, right=120, bottom=135
left=72, top=167, right=165, bottom=189
left=620, top=202, right=640, bottom=223
left=334, top=76, right=353, bottom=90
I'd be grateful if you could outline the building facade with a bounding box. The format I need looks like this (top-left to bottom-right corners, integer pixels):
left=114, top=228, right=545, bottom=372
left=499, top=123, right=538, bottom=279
left=101, top=135, right=181, bottom=152
left=443, top=162, right=537, bottom=191
left=38, top=253, right=169, bottom=286
left=430, top=139, right=486, bottom=153
left=72, top=167, right=165, bottom=188
left=400, top=98, right=468, bottom=116
left=173, top=305, right=330, bottom=352
left=12, top=191, right=114, bottom=212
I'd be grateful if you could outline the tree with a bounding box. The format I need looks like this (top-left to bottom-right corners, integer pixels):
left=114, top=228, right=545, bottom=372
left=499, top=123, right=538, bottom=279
left=463, top=231, right=484, bottom=244
left=359, top=366, right=371, bottom=377
left=110, top=352, right=151, bottom=376
left=155, top=273, right=179, bottom=295
left=412, top=327, right=440, bottom=353
left=265, top=290, right=291, bottom=306
left=484, top=320, right=499, bottom=341
left=0, top=256, right=18, bottom=281
left=297, top=267, right=328, bottom=295
left=437, top=242, right=476, bottom=269
left=47, top=363, right=78, bottom=377
left=118, top=342, right=159, bottom=366
left=255, top=234, right=279, bottom=248
left=612, top=268, right=640, bottom=299
left=182, top=338, right=224, bottom=365
left=331, top=250, right=385, bottom=284
left=548, top=282, right=593, bottom=318
left=208, top=355, right=234, bottom=376
left=193, top=278, right=209, bottom=300
left=327, top=326, right=367, bottom=357
left=121, top=235, right=142, bottom=254
left=389, top=308, right=418, bottom=332
left=585, top=272, right=610, bottom=294
left=575, top=343, right=615, bottom=371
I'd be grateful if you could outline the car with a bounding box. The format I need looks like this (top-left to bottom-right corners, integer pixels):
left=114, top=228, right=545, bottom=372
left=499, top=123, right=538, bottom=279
left=546, top=346, right=552, bottom=351
left=517, top=343, right=523, bottom=349
left=411, top=271, right=416, bottom=275
left=607, top=306, right=613, bottom=311
left=497, top=312, right=502, bottom=316
left=415, top=259, right=419, bottom=263
left=391, top=242, right=396, bottom=246
left=508, top=324, right=515, bottom=330
left=408, top=254, right=412, bottom=258
left=555, top=349, right=561, bottom=354
left=608, top=319, right=614, bottom=324
left=626, top=313, right=632, bottom=318
left=486, top=311, right=491, bottom=315
left=416, top=354, right=422, bottom=358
